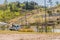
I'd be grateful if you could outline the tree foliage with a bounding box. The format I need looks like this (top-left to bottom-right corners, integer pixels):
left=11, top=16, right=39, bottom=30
left=0, top=1, right=38, bottom=22
left=22, top=1, right=38, bottom=10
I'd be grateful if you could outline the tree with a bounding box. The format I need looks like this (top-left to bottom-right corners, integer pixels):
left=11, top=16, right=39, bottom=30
left=23, top=1, right=29, bottom=10
left=47, top=10, right=52, bottom=16
left=22, top=1, right=38, bottom=10
left=16, top=1, right=21, bottom=8
left=1, top=26, right=6, bottom=30
left=9, top=2, right=19, bottom=12
left=56, top=1, right=59, bottom=5
left=4, top=0, right=8, bottom=9
left=1, top=15, right=6, bottom=22
left=4, top=0, right=8, bottom=5
left=9, top=4, right=13, bottom=11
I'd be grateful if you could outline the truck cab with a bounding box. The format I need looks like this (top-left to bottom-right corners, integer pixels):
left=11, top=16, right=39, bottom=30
left=9, top=24, right=21, bottom=31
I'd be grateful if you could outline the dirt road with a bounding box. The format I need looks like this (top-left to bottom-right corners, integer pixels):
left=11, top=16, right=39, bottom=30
left=0, top=33, right=60, bottom=40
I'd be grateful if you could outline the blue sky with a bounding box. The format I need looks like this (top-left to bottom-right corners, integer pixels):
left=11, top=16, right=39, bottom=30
left=0, top=0, right=60, bottom=6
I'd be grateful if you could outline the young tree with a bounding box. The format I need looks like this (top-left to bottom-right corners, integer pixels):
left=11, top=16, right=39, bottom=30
left=16, top=1, right=21, bottom=8
left=4, top=0, right=8, bottom=9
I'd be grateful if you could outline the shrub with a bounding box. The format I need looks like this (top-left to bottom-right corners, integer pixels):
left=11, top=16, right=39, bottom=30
left=46, top=26, right=52, bottom=32
left=18, top=29, right=34, bottom=32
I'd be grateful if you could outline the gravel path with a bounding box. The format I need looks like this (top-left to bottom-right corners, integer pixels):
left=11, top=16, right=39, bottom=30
left=0, top=33, right=60, bottom=40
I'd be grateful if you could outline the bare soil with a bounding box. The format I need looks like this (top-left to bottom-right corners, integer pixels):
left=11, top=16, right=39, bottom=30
left=0, top=33, right=60, bottom=40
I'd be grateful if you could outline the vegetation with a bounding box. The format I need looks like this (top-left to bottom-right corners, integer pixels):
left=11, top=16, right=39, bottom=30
left=0, top=1, right=38, bottom=22
left=0, top=0, right=60, bottom=32
left=18, top=29, right=34, bottom=32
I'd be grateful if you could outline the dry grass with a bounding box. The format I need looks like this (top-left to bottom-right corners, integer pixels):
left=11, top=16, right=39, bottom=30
left=0, top=30, right=60, bottom=34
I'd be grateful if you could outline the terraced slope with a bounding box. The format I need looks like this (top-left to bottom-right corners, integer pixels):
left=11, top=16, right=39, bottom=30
left=9, top=9, right=60, bottom=25
left=9, top=9, right=46, bottom=25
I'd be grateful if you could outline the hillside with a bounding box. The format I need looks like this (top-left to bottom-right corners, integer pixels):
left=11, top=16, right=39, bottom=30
left=0, top=1, right=60, bottom=32
left=0, top=1, right=40, bottom=22
left=8, top=5, right=60, bottom=29
left=9, top=9, right=46, bottom=24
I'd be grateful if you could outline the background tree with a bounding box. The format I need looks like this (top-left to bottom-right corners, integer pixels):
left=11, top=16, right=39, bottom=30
left=22, top=1, right=38, bottom=10
left=47, top=10, right=52, bottom=16
left=56, top=1, right=59, bottom=6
